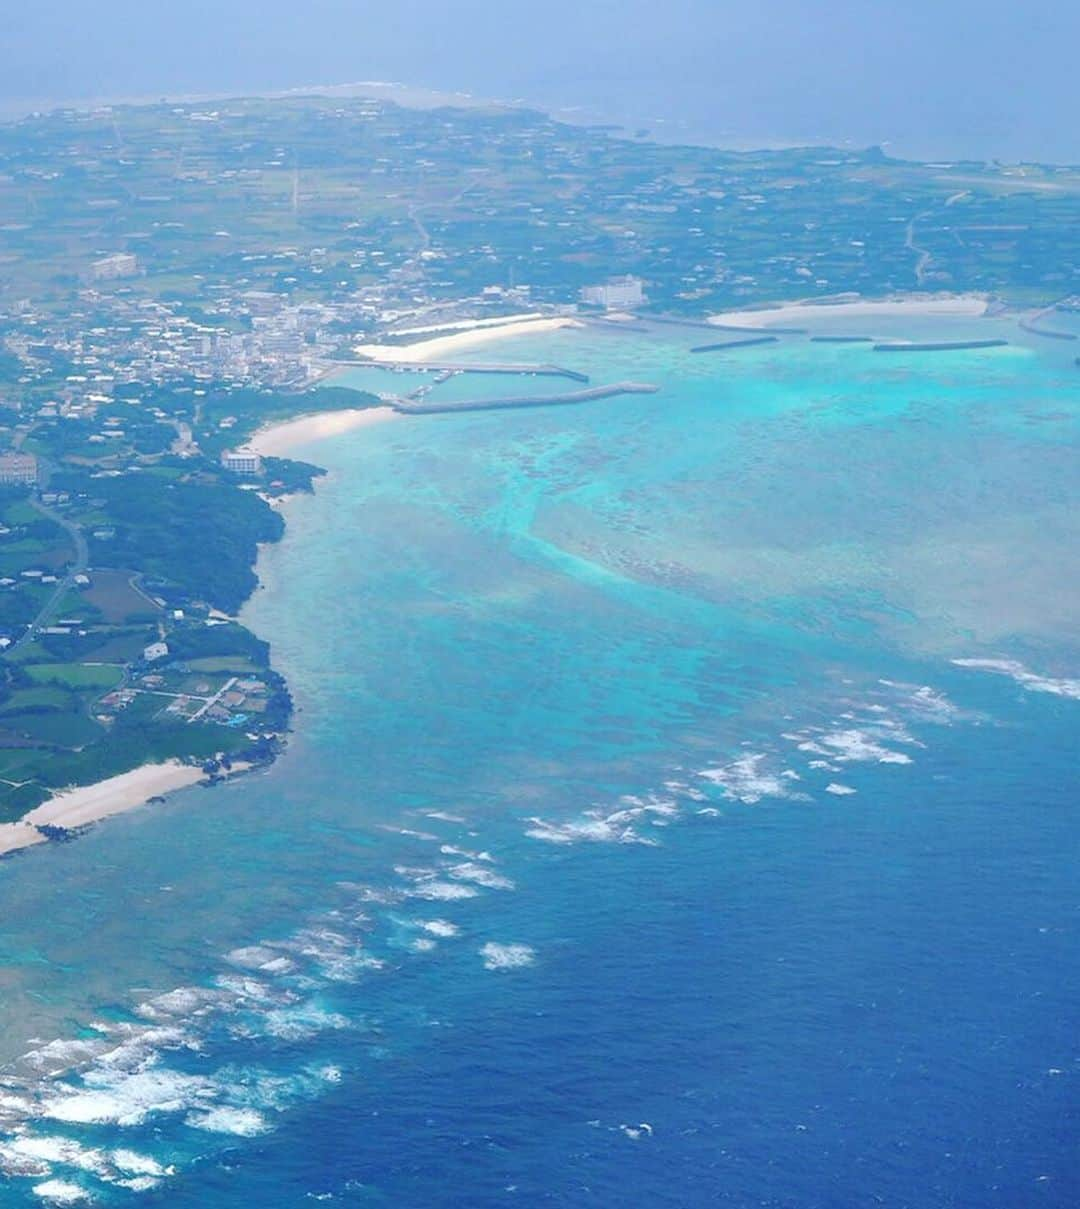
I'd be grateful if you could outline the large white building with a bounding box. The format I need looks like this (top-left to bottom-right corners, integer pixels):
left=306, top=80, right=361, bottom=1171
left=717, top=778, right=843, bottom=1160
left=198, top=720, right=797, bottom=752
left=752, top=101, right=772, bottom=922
left=89, top=253, right=139, bottom=282
left=580, top=275, right=646, bottom=310
left=221, top=448, right=263, bottom=476
left=0, top=452, right=38, bottom=485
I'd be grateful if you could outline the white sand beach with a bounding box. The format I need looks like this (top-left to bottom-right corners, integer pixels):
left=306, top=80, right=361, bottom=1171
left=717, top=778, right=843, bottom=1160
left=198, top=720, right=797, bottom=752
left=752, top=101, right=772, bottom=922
left=0, top=822, right=47, bottom=857
left=710, top=294, right=989, bottom=328
left=0, top=761, right=206, bottom=858
left=355, top=315, right=583, bottom=363
left=250, top=405, right=401, bottom=457
left=27, top=760, right=205, bottom=830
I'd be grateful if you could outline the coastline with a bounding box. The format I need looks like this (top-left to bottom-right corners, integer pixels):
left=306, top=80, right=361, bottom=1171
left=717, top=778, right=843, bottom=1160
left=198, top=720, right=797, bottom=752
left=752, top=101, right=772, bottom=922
left=0, top=292, right=1010, bottom=863
left=709, top=293, right=990, bottom=329
left=0, top=761, right=207, bottom=858
left=353, top=314, right=583, bottom=363
left=248, top=405, right=401, bottom=458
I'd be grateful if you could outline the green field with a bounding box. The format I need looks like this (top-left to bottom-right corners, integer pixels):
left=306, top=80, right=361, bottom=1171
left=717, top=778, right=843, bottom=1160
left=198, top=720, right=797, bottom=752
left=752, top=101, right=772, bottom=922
left=0, top=685, right=73, bottom=714
left=24, top=662, right=124, bottom=691
left=0, top=711, right=103, bottom=746
left=82, top=569, right=159, bottom=624
left=185, top=655, right=261, bottom=674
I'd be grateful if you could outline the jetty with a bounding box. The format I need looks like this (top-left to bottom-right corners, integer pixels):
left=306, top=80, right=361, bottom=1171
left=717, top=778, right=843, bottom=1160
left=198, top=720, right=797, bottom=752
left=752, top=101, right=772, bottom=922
left=340, top=358, right=591, bottom=383
left=708, top=322, right=809, bottom=335
left=873, top=339, right=1008, bottom=353
left=393, top=381, right=659, bottom=416
left=1019, top=317, right=1077, bottom=342
left=689, top=336, right=779, bottom=353
left=810, top=335, right=875, bottom=343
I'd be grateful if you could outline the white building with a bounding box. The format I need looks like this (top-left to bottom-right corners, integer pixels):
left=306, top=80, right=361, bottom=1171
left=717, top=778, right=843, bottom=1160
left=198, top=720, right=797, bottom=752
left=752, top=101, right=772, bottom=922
left=221, top=448, right=263, bottom=476
left=89, top=253, right=139, bottom=281
left=0, top=452, right=38, bottom=485
left=580, top=275, right=646, bottom=310
left=143, top=641, right=170, bottom=662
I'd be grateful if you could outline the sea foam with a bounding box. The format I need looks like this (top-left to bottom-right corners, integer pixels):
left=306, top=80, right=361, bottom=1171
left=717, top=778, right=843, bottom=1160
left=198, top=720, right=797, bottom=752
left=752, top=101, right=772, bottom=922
left=951, top=658, right=1080, bottom=700
left=480, top=943, right=536, bottom=971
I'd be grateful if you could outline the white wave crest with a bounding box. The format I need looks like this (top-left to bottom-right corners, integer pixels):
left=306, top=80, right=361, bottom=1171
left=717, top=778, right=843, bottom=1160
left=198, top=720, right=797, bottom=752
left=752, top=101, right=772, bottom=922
left=185, top=1106, right=269, bottom=1136
left=407, top=881, right=479, bottom=901
left=40, top=1065, right=215, bottom=1127
left=698, top=753, right=793, bottom=803
left=446, top=862, right=514, bottom=890
left=951, top=658, right=1080, bottom=700
left=31, top=1180, right=90, bottom=1204
left=480, top=942, right=536, bottom=971
left=418, top=919, right=460, bottom=938
left=799, top=729, right=912, bottom=765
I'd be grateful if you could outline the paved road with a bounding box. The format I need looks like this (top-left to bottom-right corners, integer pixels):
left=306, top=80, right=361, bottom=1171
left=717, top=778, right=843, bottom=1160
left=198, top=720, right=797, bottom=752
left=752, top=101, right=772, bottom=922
left=9, top=497, right=89, bottom=654
left=905, top=211, right=934, bottom=287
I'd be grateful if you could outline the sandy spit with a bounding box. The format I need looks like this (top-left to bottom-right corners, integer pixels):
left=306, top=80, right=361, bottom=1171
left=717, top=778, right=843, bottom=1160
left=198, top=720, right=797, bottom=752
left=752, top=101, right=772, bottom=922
left=710, top=294, right=990, bottom=329
left=355, top=315, right=583, bottom=363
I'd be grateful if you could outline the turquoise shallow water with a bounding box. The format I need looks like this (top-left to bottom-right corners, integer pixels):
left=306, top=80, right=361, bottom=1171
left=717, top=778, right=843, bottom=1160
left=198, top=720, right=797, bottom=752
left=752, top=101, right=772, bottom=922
left=0, top=318, right=1077, bottom=1206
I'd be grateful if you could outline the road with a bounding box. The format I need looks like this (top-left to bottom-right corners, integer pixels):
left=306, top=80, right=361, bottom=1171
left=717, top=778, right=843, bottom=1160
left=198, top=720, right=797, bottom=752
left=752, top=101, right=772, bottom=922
left=9, top=497, right=89, bottom=654
left=905, top=211, right=934, bottom=286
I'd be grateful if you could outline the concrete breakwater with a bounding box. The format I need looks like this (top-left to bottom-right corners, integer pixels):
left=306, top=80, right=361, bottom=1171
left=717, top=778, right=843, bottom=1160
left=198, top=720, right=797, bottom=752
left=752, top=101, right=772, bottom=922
left=394, top=381, right=659, bottom=415
left=708, top=322, right=809, bottom=335
left=1019, top=318, right=1077, bottom=341
left=873, top=339, right=1008, bottom=353
left=341, top=359, right=591, bottom=383
left=810, top=335, right=876, bottom=343
left=690, top=336, right=779, bottom=354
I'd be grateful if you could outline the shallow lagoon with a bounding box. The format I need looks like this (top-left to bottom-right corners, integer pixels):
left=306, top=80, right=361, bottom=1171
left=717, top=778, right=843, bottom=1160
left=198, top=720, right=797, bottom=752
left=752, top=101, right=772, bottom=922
left=0, top=317, right=1077, bottom=1205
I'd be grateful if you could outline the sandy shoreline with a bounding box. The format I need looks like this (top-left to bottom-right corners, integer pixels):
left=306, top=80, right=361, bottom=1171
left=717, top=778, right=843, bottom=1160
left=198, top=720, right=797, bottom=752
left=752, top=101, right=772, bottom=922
left=709, top=294, right=989, bottom=328
left=354, top=315, right=583, bottom=363
left=0, top=761, right=207, bottom=858
left=249, top=405, right=401, bottom=457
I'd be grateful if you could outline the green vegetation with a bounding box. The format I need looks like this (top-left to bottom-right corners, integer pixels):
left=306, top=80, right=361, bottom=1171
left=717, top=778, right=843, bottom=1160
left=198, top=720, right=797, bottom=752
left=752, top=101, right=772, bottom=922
left=24, top=663, right=124, bottom=690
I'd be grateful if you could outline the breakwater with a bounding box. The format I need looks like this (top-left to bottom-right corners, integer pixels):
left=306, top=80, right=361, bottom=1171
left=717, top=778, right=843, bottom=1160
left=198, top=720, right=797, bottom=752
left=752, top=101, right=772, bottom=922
left=690, top=336, right=780, bottom=354
left=1019, top=317, right=1077, bottom=342
left=810, top=335, right=876, bottom=343
left=393, top=381, right=659, bottom=416
left=873, top=339, right=1008, bottom=353
left=709, top=322, right=809, bottom=335
left=341, top=359, right=591, bottom=383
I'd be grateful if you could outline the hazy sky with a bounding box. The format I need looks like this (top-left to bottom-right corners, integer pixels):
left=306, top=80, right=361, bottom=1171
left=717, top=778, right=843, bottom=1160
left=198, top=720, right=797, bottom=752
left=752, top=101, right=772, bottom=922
left=3, top=0, right=1078, bottom=161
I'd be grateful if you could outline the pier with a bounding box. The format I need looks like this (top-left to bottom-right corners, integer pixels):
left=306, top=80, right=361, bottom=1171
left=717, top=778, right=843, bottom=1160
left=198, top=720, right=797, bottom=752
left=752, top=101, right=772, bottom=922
left=708, top=322, right=809, bottom=335
left=810, top=335, right=876, bottom=343
left=873, top=339, right=1008, bottom=353
left=340, top=359, right=591, bottom=383
left=1019, top=317, right=1077, bottom=342
left=690, top=336, right=779, bottom=354
left=393, top=381, right=659, bottom=416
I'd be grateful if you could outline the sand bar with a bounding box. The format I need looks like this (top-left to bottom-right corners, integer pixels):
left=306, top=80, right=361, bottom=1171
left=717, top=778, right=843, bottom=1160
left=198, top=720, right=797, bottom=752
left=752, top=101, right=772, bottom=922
left=249, top=405, right=401, bottom=457
left=355, top=315, right=583, bottom=363
left=710, top=294, right=989, bottom=329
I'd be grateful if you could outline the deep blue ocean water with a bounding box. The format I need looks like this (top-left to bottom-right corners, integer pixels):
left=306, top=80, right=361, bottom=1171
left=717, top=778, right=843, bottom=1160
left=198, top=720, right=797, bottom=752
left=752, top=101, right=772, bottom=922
left=0, top=315, right=1077, bottom=1206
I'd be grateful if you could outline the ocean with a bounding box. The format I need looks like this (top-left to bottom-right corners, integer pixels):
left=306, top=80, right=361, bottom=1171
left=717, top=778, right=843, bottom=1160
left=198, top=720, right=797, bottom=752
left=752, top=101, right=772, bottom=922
left=0, top=315, right=1077, bottom=1206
